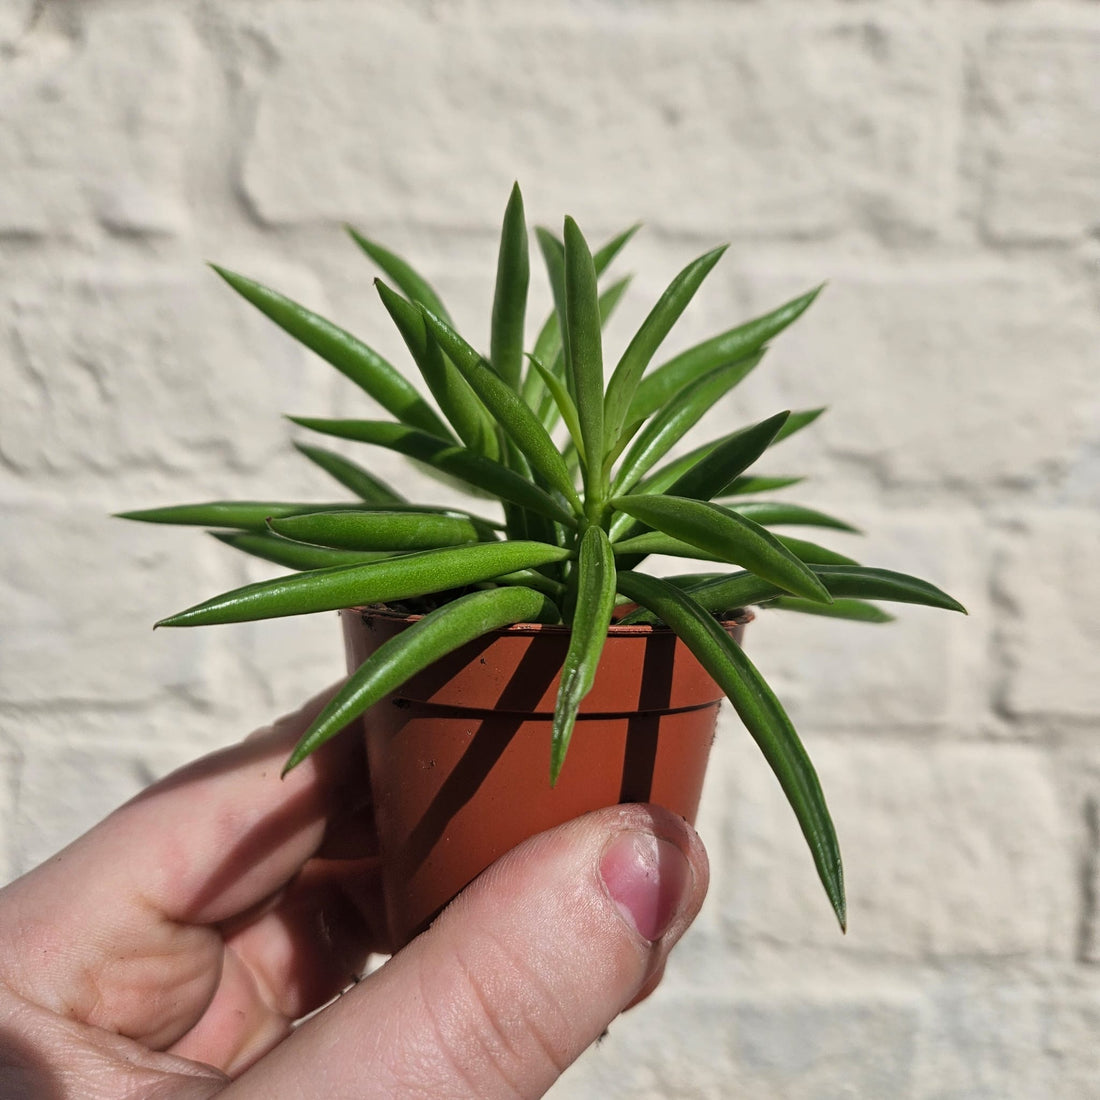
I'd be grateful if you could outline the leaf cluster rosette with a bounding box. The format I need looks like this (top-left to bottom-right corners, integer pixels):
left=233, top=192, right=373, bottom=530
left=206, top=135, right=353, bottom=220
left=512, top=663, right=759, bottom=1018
left=120, top=184, right=967, bottom=930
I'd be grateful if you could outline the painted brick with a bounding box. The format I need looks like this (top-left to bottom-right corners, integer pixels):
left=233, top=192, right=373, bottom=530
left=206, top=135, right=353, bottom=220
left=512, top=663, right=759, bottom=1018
left=554, top=993, right=920, bottom=1100
left=975, top=30, right=1100, bottom=243
left=710, top=734, right=1075, bottom=957
left=1, top=263, right=336, bottom=477
left=741, top=508, right=987, bottom=733
left=238, top=5, right=948, bottom=239
left=739, top=263, right=1100, bottom=490
left=994, top=511, right=1100, bottom=719
left=0, top=8, right=199, bottom=237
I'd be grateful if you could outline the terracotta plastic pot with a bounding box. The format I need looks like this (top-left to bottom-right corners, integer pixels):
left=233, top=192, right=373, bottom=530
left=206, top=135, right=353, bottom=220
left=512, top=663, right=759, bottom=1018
left=340, top=604, right=753, bottom=952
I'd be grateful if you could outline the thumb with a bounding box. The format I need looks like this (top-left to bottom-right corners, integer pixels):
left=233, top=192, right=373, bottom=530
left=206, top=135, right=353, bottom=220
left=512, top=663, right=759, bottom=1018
left=225, top=804, right=708, bottom=1099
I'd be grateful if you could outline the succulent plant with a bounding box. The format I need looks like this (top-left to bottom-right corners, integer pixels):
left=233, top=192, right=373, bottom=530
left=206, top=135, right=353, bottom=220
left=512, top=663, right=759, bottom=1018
left=120, top=184, right=966, bottom=929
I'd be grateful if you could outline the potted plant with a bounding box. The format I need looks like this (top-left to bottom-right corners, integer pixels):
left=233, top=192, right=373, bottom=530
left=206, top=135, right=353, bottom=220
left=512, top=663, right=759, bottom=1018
left=120, top=184, right=965, bottom=951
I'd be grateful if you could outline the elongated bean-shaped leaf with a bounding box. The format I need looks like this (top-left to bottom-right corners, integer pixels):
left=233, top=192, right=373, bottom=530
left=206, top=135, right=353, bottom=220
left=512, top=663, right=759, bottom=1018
left=550, top=526, right=617, bottom=784
left=773, top=407, right=826, bottom=443
left=613, top=531, right=738, bottom=564
left=616, top=572, right=845, bottom=930
left=346, top=227, right=452, bottom=323
left=653, top=565, right=967, bottom=619
left=157, top=541, right=573, bottom=627
left=732, top=502, right=860, bottom=533
left=289, top=418, right=576, bottom=526
left=284, top=586, right=559, bottom=772
left=491, top=183, right=529, bottom=389
left=563, top=217, right=605, bottom=496
left=532, top=275, right=633, bottom=433
left=535, top=227, right=570, bottom=380
left=527, top=353, right=585, bottom=462
left=628, top=286, right=822, bottom=424
left=292, top=442, right=406, bottom=503
left=767, top=597, right=894, bottom=623
left=612, top=353, right=765, bottom=496
left=117, top=500, right=376, bottom=533
left=269, top=510, right=492, bottom=551
left=375, top=279, right=499, bottom=461
left=773, top=537, right=859, bottom=567
left=211, top=531, right=392, bottom=571
left=604, top=245, right=728, bottom=444
left=723, top=475, right=804, bottom=496
left=209, top=266, right=451, bottom=439
left=420, top=307, right=583, bottom=511
left=609, top=412, right=792, bottom=542
left=530, top=224, right=638, bottom=380
left=612, top=495, right=832, bottom=604
left=665, top=413, right=793, bottom=502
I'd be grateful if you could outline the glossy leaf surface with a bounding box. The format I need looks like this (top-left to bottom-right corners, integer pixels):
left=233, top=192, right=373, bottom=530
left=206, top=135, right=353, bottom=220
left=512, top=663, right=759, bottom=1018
left=604, top=245, right=728, bottom=443
left=612, top=494, right=832, bottom=604
left=346, top=227, right=453, bottom=323
left=268, top=510, right=492, bottom=551
left=491, top=183, right=529, bottom=389
left=290, top=418, right=575, bottom=525
left=284, top=586, right=558, bottom=771
left=210, top=266, right=450, bottom=439
left=616, top=572, right=845, bottom=930
left=420, top=308, right=582, bottom=511
left=211, top=531, right=391, bottom=571
left=157, top=541, right=572, bottom=627
left=550, top=527, right=617, bottom=784
left=292, top=443, right=406, bottom=503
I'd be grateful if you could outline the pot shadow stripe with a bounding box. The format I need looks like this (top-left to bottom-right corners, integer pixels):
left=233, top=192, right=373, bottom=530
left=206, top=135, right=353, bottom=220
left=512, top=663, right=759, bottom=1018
left=618, top=631, right=678, bottom=804
left=398, top=714, right=525, bottom=901
left=396, top=640, right=562, bottom=892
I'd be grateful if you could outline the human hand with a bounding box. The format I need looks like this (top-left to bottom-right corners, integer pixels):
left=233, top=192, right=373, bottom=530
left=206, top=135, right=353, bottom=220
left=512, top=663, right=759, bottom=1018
left=0, top=690, right=709, bottom=1098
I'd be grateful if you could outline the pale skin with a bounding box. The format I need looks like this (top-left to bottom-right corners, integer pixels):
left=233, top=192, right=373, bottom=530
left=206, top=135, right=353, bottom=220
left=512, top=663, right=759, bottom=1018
left=0, top=690, right=709, bottom=1098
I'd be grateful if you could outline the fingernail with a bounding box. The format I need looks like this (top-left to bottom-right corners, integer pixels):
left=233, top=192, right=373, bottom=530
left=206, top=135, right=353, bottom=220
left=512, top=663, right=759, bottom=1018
left=600, top=830, right=693, bottom=943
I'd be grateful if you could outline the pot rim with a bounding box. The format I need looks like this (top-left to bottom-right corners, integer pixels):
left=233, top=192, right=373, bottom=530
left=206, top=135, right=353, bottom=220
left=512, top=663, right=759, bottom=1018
left=348, top=602, right=755, bottom=636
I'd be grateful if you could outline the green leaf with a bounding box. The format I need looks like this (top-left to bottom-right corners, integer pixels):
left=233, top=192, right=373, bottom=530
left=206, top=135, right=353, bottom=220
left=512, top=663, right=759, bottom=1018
left=527, top=352, right=585, bottom=463
left=664, top=414, right=794, bottom=502
left=604, top=245, right=728, bottom=445
left=613, top=531, right=740, bottom=564
left=773, top=407, right=826, bottom=444
left=732, top=502, right=860, bottom=533
left=612, top=494, right=832, bottom=604
left=592, top=223, right=641, bottom=273
left=766, top=597, right=894, bottom=623
left=535, top=227, right=569, bottom=379
left=551, top=527, right=617, bottom=784
left=722, top=475, right=804, bottom=496
left=563, top=217, right=606, bottom=500
left=156, top=541, right=573, bottom=627
left=609, top=412, right=792, bottom=542
left=420, top=307, right=583, bottom=512
left=659, top=565, right=968, bottom=619
left=375, top=279, right=499, bottom=461
left=268, top=510, right=493, bottom=551
left=211, top=531, right=393, bottom=571
left=773, top=536, right=859, bottom=567
left=611, top=353, right=765, bottom=496
left=628, top=285, right=823, bottom=424
left=292, top=442, right=406, bottom=503
left=117, top=500, right=377, bottom=533
left=531, top=275, right=633, bottom=433
left=491, top=183, right=529, bottom=389
left=616, top=572, right=845, bottom=931
left=209, top=266, right=451, bottom=440
left=289, top=418, right=576, bottom=526
left=284, top=586, right=559, bottom=772
left=346, top=227, right=452, bottom=323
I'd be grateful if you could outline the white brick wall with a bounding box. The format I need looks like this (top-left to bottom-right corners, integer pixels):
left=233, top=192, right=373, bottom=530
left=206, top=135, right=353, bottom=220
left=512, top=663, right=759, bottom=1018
left=1, top=1, right=1097, bottom=1095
